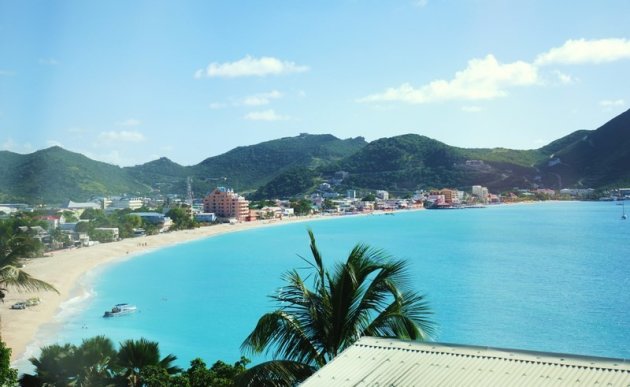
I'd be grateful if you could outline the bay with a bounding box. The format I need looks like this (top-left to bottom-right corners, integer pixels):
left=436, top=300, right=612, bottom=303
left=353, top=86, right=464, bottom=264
left=48, top=201, right=630, bottom=368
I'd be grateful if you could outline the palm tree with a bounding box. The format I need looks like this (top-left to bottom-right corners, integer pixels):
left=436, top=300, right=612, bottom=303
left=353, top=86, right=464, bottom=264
left=21, top=336, right=118, bottom=386
left=0, top=222, right=58, bottom=302
left=117, top=338, right=181, bottom=386
left=23, top=343, right=78, bottom=386
left=240, top=230, right=435, bottom=385
left=22, top=337, right=181, bottom=387
left=74, top=335, right=119, bottom=386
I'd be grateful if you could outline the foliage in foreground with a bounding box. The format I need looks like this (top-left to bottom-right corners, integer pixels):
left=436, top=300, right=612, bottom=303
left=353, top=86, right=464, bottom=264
left=240, top=230, right=435, bottom=385
left=0, top=219, right=58, bottom=302
left=19, top=336, right=249, bottom=387
left=0, top=340, right=18, bottom=386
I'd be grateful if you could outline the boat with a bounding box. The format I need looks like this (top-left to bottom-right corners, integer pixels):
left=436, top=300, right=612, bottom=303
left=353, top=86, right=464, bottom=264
left=622, top=201, right=627, bottom=220
left=103, top=303, right=137, bottom=317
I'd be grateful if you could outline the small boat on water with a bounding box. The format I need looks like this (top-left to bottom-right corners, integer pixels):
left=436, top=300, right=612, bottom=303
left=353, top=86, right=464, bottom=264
left=103, top=303, right=137, bottom=317
left=622, top=202, right=627, bottom=220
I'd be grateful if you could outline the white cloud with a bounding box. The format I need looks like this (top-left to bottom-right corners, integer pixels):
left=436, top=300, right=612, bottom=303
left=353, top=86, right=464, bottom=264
left=599, top=99, right=624, bottom=106
left=599, top=99, right=626, bottom=111
left=554, top=70, right=575, bottom=84
left=116, top=118, right=142, bottom=127
left=0, top=69, right=14, bottom=76
left=359, top=55, right=539, bottom=104
left=98, top=130, right=146, bottom=143
left=242, top=90, right=283, bottom=106
left=38, top=57, right=59, bottom=66
left=461, top=106, right=483, bottom=113
left=244, top=109, right=290, bottom=121
left=195, top=56, right=309, bottom=78
left=535, top=38, right=630, bottom=66
left=413, top=0, right=428, bottom=7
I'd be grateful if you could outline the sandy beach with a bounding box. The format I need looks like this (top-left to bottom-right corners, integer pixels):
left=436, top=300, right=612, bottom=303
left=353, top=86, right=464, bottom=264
left=1, top=216, right=324, bottom=365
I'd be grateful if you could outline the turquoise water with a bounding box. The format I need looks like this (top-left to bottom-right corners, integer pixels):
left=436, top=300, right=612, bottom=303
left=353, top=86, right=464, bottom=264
left=42, top=202, right=630, bottom=368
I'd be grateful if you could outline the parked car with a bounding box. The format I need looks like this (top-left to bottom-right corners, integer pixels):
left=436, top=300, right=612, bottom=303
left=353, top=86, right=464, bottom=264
left=26, top=297, right=40, bottom=306
left=11, top=302, right=27, bottom=310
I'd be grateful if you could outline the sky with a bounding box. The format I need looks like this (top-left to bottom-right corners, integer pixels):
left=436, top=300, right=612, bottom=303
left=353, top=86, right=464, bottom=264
left=1, top=1, right=629, bottom=167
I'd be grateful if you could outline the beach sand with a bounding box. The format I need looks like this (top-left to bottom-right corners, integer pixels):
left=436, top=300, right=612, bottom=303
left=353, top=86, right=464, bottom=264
left=1, top=216, right=323, bottom=364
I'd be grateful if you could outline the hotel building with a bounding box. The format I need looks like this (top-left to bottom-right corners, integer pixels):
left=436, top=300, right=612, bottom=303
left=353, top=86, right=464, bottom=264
left=203, top=187, right=250, bottom=222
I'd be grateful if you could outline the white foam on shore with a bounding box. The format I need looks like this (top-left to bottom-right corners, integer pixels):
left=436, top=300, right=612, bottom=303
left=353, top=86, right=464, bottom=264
left=13, top=273, right=97, bottom=374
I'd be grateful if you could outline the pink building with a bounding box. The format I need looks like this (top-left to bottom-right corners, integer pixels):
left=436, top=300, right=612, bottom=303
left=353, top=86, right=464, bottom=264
left=203, top=187, right=250, bottom=222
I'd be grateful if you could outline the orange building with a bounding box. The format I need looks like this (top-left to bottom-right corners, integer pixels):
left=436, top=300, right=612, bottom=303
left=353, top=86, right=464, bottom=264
left=203, top=187, right=250, bottom=222
left=429, top=189, right=459, bottom=204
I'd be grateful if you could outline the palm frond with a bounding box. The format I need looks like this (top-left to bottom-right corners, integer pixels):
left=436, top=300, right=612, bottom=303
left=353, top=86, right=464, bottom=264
left=363, top=291, right=435, bottom=340
left=241, top=310, right=324, bottom=367
left=236, top=360, right=316, bottom=387
left=0, top=265, right=59, bottom=293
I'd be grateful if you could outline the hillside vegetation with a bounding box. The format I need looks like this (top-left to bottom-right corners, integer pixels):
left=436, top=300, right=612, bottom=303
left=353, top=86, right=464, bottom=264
left=1, top=109, right=628, bottom=203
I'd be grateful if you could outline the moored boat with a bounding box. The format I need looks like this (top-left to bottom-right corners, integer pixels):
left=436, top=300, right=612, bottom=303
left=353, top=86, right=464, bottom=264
left=103, top=303, right=137, bottom=317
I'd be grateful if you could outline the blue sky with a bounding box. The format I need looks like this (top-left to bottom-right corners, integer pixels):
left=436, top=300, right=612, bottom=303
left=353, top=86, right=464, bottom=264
left=1, top=1, right=629, bottom=166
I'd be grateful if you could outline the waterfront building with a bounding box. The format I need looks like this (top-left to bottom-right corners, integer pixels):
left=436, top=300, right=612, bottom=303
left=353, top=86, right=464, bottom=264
left=130, top=212, right=173, bottom=232
left=426, top=194, right=446, bottom=206
left=536, top=188, right=556, bottom=196
left=432, top=189, right=459, bottom=204
left=194, top=213, right=217, bottom=223
left=472, top=185, right=488, bottom=198
left=346, top=189, right=357, bottom=199
left=94, top=227, right=120, bottom=241
left=202, top=187, right=250, bottom=222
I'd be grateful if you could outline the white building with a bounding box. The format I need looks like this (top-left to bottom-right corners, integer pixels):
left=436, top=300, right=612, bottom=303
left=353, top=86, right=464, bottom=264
left=110, top=197, right=144, bottom=210
left=375, top=190, right=389, bottom=200
left=472, top=185, right=488, bottom=198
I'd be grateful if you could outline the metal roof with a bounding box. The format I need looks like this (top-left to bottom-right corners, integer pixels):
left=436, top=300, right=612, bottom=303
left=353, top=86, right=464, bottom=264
left=301, top=337, right=630, bottom=386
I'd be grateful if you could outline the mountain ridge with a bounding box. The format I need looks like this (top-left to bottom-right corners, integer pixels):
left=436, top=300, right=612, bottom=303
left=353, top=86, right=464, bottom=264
left=1, top=109, right=628, bottom=204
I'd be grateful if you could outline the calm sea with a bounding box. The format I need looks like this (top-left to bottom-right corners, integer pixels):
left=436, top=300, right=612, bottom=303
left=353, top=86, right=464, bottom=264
left=25, top=201, right=630, bottom=370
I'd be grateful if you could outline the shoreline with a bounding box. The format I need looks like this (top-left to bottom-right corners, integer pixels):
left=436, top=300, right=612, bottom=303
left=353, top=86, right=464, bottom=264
left=2, top=214, right=336, bottom=366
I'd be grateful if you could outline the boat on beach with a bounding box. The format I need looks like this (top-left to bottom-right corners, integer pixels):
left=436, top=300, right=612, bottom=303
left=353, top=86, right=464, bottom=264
left=103, top=303, right=137, bottom=317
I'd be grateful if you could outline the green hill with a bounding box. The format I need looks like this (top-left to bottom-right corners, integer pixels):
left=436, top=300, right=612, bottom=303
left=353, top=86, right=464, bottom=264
left=538, top=108, right=630, bottom=188
left=0, top=146, right=150, bottom=204
left=253, top=110, right=630, bottom=197
left=0, top=134, right=367, bottom=204
left=189, top=133, right=366, bottom=192
left=2, top=110, right=629, bottom=204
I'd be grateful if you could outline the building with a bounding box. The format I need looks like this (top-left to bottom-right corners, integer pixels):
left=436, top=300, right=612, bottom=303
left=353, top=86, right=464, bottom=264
left=560, top=188, right=595, bottom=197
left=36, top=215, right=64, bottom=229
left=346, top=190, right=357, bottom=199
left=203, top=187, right=250, bottom=222
left=429, top=189, right=459, bottom=205
left=302, top=336, right=630, bottom=386
left=375, top=190, right=389, bottom=200
left=129, top=212, right=173, bottom=232
left=194, top=213, right=217, bottom=223
left=63, top=200, right=101, bottom=211
left=109, top=197, right=144, bottom=210
left=94, top=227, right=120, bottom=241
